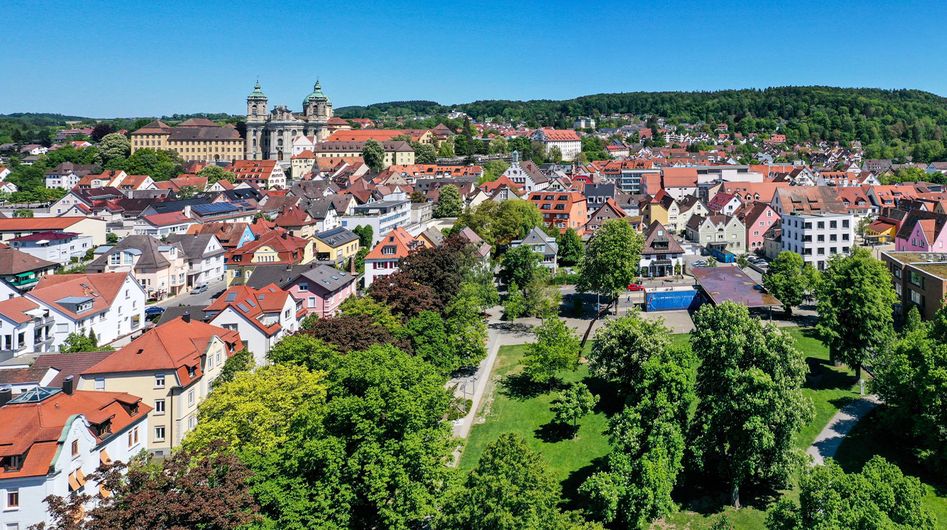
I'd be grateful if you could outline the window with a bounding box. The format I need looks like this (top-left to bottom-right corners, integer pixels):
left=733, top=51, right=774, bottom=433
left=154, top=426, right=165, bottom=441
left=910, top=289, right=923, bottom=305
left=94, top=377, right=104, bottom=390
left=6, top=490, right=18, bottom=510
left=71, top=439, right=79, bottom=457
left=155, top=373, right=165, bottom=388
left=128, top=426, right=139, bottom=447
left=187, top=389, right=195, bottom=407
left=155, top=399, right=165, bottom=415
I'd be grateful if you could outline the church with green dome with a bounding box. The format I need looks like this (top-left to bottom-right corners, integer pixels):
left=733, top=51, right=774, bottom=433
left=244, top=80, right=334, bottom=162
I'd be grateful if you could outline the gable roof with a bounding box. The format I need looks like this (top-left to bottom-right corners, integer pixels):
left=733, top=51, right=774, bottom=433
left=0, top=247, right=57, bottom=274
left=31, top=351, right=115, bottom=387
left=29, top=272, right=133, bottom=320
left=642, top=221, right=684, bottom=255
left=87, top=235, right=181, bottom=273
left=365, top=227, right=418, bottom=261
left=205, top=284, right=293, bottom=336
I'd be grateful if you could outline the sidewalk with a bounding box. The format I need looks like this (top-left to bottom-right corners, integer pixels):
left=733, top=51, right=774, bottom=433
left=807, top=394, right=880, bottom=465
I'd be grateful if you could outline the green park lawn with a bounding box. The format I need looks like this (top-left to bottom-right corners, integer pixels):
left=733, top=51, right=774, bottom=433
left=460, top=326, right=869, bottom=529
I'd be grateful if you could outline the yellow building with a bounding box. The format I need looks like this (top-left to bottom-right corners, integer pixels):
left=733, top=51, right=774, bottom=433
left=313, top=140, right=414, bottom=169
left=644, top=194, right=681, bottom=232
left=131, top=118, right=244, bottom=163
left=314, top=226, right=360, bottom=267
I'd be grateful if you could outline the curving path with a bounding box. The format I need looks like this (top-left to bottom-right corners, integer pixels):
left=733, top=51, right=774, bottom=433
left=806, top=394, right=881, bottom=465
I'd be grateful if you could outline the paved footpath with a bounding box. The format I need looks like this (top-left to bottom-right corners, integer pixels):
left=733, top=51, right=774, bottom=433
left=807, top=394, right=881, bottom=465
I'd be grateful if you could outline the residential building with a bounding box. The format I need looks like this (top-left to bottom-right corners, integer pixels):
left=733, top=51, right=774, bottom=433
left=313, top=140, right=415, bottom=168
left=895, top=210, right=947, bottom=251
left=0, top=385, right=150, bottom=530
left=676, top=195, right=710, bottom=231
left=363, top=227, right=421, bottom=288
left=186, top=222, right=255, bottom=252
left=640, top=221, right=685, bottom=277
left=511, top=227, right=558, bottom=272
left=685, top=214, right=746, bottom=254
left=314, top=227, right=360, bottom=266
left=43, top=162, right=98, bottom=190
left=736, top=202, right=779, bottom=252
left=531, top=129, right=581, bottom=161
left=135, top=212, right=196, bottom=238
left=584, top=198, right=628, bottom=233
left=164, top=234, right=226, bottom=288
left=87, top=236, right=187, bottom=300
left=643, top=191, right=681, bottom=232
left=661, top=167, right=699, bottom=200
left=339, top=197, right=412, bottom=245
left=0, top=217, right=107, bottom=246
left=204, top=284, right=303, bottom=362
left=0, top=248, right=58, bottom=292
left=131, top=118, right=243, bottom=163
left=26, top=272, right=146, bottom=350
left=230, top=160, right=288, bottom=189
left=239, top=263, right=357, bottom=319
left=225, top=230, right=313, bottom=268
left=781, top=212, right=854, bottom=270
left=882, top=251, right=947, bottom=319
left=528, top=191, right=588, bottom=234
left=8, top=232, right=94, bottom=266
left=0, top=298, right=55, bottom=358
left=707, top=192, right=743, bottom=216
left=500, top=151, right=548, bottom=192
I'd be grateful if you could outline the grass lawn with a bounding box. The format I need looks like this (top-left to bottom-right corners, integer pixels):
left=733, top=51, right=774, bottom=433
left=460, top=326, right=865, bottom=529
left=834, top=408, right=947, bottom=525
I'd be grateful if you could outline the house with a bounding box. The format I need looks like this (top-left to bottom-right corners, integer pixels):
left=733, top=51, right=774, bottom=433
left=639, top=221, right=685, bottom=278
left=500, top=152, right=548, bottom=192
left=339, top=196, right=412, bottom=245
left=895, top=210, right=947, bottom=252
left=583, top=183, right=617, bottom=215
left=511, top=227, right=558, bottom=272
left=661, top=167, right=699, bottom=200
left=49, top=186, right=126, bottom=216
left=87, top=236, right=188, bottom=300
left=204, top=284, right=303, bottom=362
left=186, top=222, right=255, bottom=252
left=771, top=186, right=846, bottom=217
left=153, top=174, right=208, bottom=194
left=135, top=212, right=196, bottom=238
left=781, top=212, right=854, bottom=270
left=76, top=316, right=241, bottom=454
left=585, top=198, right=629, bottom=234
left=0, top=248, right=59, bottom=292
left=0, top=384, right=150, bottom=530
left=531, top=129, right=582, bottom=161
left=164, top=234, right=226, bottom=288
left=480, top=175, right=526, bottom=201
left=238, top=263, right=357, bottom=319
left=26, top=272, right=146, bottom=350
left=0, top=298, right=56, bottom=358
left=313, top=140, right=415, bottom=169
left=314, top=226, right=360, bottom=266
left=527, top=191, right=588, bottom=234
left=231, top=160, right=287, bottom=189
left=736, top=202, right=779, bottom=253
left=8, top=232, right=94, bottom=267
left=225, top=230, right=313, bottom=269
left=455, top=227, right=492, bottom=269
left=707, top=192, right=743, bottom=216
left=188, top=202, right=256, bottom=225
left=685, top=215, right=746, bottom=255
left=676, top=195, right=710, bottom=231
left=0, top=217, right=106, bottom=246
left=643, top=191, right=681, bottom=232
left=881, top=251, right=947, bottom=320
left=43, top=162, right=98, bottom=190
left=363, top=227, right=422, bottom=288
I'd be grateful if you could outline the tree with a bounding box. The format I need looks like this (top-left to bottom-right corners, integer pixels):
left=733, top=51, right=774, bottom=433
left=548, top=146, right=563, bottom=163
left=399, top=235, right=474, bottom=306
left=588, top=310, right=672, bottom=398
left=405, top=310, right=454, bottom=374
left=578, top=219, right=643, bottom=304
left=437, top=137, right=455, bottom=157
left=764, top=251, right=817, bottom=315
left=90, top=123, right=115, bottom=142
left=500, top=245, right=541, bottom=288
left=550, top=382, right=598, bottom=430
left=61, top=331, right=110, bottom=353
left=817, top=247, right=897, bottom=379
left=215, top=347, right=254, bottom=385
left=352, top=224, right=374, bottom=249
left=456, top=199, right=543, bottom=247
left=198, top=164, right=236, bottom=184
left=765, top=457, right=936, bottom=530
left=736, top=253, right=749, bottom=269
left=503, top=281, right=527, bottom=320
left=337, top=295, right=403, bottom=333
left=304, top=314, right=405, bottom=353
left=361, top=139, right=386, bottom=172
left=13, top=209, right=32, bottom=218
left=523, top=268, right=562, bottom=318
left=689, top=302, right=812, bottom=507
left=445, top=282, right=489, bottom=370
left=478, top=159, right=510, bottom=184
left=111, top=147, right=182, bottom=181
left=105, top=232, right=119, bottom=244
left=414, top=142, right=437, bottom=164
left=97, top=132, right=130, bottom=165
left=440, top=433, right=578, bottom=530
left=266, top=334, right=340, bottom=372
left=523, top=317, right=580, bottom=383
left=488, top=137, right=509, bottom=155
left=556, top=227, right=584, bottom=266
left=434, top=184, right=463, bottom=217
left=369, top=270, right=442, bottom=317
left=185, top=364, right=328, bottom=454
left=39, top=442, right=259, bottom=530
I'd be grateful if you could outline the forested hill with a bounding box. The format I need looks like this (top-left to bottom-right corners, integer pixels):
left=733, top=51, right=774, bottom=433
left=337, top=86, right=947, bottom=160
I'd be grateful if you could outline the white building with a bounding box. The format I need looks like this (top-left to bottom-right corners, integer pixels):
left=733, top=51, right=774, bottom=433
left=26, top=272, right=147, bottom=350
left=531, top=128, right=582, bottom=161
left=8, top=231, right=94, bottom=266
left=780, top=212, right=855, bottom=271
left=0, top=385, right=150, bottom=530
left=164, top=234, right=226, bottom=288
left=339, top=196, right=411, bottom=246
left=204, top=284, right=302, bottom=364
left=500, top=151, right=549, bottom=192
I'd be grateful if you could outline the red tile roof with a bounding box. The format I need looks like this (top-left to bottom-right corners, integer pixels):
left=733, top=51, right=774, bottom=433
left=29, top=272, right=131, bottom=319
left=365, top=227, right=418, bottom=261
left=537, top=128, right=581, bottom=142
left=206, top=284, right=292, bottom=336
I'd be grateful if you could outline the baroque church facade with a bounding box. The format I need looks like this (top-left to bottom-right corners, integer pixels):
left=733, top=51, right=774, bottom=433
left=245, top=81, right=333, bottom=162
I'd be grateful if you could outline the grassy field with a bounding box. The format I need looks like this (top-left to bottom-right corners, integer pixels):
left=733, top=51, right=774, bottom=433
left=834, top=408, right=947, bottom=525
left=460, top=326, right=866, bottom=529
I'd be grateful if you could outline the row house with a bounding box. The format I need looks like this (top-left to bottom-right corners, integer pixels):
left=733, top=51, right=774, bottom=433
left=735, top=202, right=779, bottom=252
left=165, top=234, right=226, bottom=288
left=643, top=191, right=681, bottom=232
left=676, top=196, right=709, bottom=232
left=0, top=384, right=151, bottom=530
left=226, top=230, right=313, bottom=269
left=895, top=210, right=947, bottom=252
left=43, top=162, right=98, bottom=190
left=585, top=198, right=629, bottom=233
left=501, top=152, right=549, bottom=192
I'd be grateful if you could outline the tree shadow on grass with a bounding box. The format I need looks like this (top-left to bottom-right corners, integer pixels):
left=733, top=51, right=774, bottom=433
left=500, top=373, right=563, bottom=400
left=560, top=455, right=609, bottom=512
left=535, top=421, right=577, bottom=443
left=805, top=357, right=856, bottom=390
left=582, top=375, right=624, bottom=416
left=673, top=477, right=781, bottom=517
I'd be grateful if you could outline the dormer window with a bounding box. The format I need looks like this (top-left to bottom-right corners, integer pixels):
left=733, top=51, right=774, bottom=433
left=1, top=454, right=23, bottom=471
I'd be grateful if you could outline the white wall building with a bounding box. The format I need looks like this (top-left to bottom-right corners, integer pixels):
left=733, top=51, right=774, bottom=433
left=8, top=232, right=94, bottom=267
left=780, top=212, right=855, bottom=271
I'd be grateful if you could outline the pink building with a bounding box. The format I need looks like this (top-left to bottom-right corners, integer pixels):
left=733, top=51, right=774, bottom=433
left=737, top=201, right=779, bottom=253
left=895, top=210, right=947, bottom=251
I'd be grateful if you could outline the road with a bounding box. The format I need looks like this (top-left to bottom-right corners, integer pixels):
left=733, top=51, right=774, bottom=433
left=152, top=278, right=228, bottom=309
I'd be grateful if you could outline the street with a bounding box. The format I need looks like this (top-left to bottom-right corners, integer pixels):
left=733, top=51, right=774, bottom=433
left=152, top=278, right=228, bottom=309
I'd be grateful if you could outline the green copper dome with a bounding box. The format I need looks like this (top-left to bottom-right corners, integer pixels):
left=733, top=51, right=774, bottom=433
left=248, top=80, right=266, bottom=99
left=304, top=80, right=328, bottom=104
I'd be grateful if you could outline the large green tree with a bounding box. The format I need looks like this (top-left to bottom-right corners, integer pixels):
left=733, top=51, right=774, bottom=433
left=817, top=247, right=897, bottom=379
left=556, top=227, right=584, bottom=266
left=110, top=147, right=183, bottom=181
left=500, top=245, right=541, bottom=288
left=578, top=219, right=643, bottom=303
left=690, top=302, right=812, bottom=507
left=523, top=317, right=580, bottom=383
left=434, top=184, right=464, bottom=217
left=763, top=251, right=819, bottom=314
left=456, top=199, right=543, bottom=247
left=97, top=132, right=130, bottom=165
left=588, top=310, right=671, bottom=399
left=361, top=139, right=386, bottom=172
left=766, top=457, right=936, bottom=529
left=550, top=382, right=598, bottom=430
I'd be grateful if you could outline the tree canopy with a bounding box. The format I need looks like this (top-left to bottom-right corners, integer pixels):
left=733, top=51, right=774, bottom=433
left=578, top=219, right=643, bottom=300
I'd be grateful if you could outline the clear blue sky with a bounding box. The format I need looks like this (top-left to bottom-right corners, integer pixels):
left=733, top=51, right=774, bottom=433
left=3, top=0, right=946, bottom=117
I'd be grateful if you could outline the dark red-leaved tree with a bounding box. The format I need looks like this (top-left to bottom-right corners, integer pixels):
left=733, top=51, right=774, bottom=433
left=368, top=271, right=442, bottom=317
left=304, top=314, right=410, bottom=353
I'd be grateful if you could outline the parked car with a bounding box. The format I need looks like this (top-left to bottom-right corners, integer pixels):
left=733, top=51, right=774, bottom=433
left=190, top=284, right=208, bottom=295
left=627, top=283, right=644, bottom=291
left=144, top=306, right=165, bottom=317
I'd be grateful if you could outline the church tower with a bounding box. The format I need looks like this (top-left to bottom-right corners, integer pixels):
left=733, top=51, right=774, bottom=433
left=303, top=80, right=333, bottom=141
left=246, top=81, right=268, bottom=160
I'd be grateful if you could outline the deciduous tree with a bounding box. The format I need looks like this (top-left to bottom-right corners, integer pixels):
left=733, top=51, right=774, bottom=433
left=434, top=184, right=463, bottom=217
left=500, top=245, right=540, bottom=288
left=369, top=270, right=442, bottom=317
left=588, top=310, right=671, bottom=398
left=557, top=227, right=584, bottom=266
left=523, top=317, right=579, bottom=383
left=361, top=139, right=386, bottom=172
left=550, top=382, right=598, bottom=430
left=764, top=251, right=818, bottom=315
left=578, top=219, right=643, bottom=303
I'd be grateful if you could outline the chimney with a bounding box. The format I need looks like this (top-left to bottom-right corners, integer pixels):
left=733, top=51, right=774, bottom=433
left=0, top=387, right=11, bottom=406
left=182, top=311, right=191, bottom=323
left=62, top=376, right=74, bottom=395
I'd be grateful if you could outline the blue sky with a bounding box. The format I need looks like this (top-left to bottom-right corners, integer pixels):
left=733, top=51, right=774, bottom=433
left=2, top=0, right=946, bottom=117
